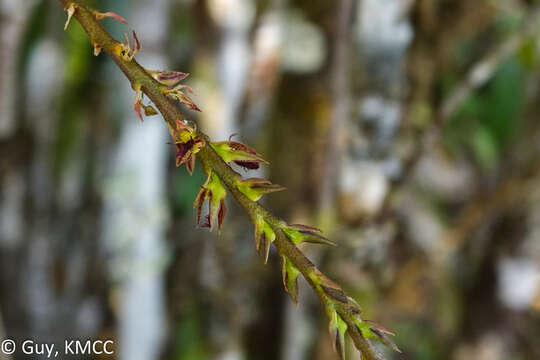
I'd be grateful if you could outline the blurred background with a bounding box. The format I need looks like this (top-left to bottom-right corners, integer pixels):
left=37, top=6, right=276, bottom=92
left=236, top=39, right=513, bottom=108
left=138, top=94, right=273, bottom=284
left=1, top=0, right=540, bottom=359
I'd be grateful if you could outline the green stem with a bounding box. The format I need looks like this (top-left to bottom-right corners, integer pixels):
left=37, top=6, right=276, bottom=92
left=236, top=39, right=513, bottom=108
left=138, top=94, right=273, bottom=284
left=57, top=1, right=383, bottom=359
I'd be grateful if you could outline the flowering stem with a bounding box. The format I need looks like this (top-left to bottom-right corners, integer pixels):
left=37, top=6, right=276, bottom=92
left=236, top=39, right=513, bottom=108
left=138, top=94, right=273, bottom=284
left=57, top=1, right=385, bottom=359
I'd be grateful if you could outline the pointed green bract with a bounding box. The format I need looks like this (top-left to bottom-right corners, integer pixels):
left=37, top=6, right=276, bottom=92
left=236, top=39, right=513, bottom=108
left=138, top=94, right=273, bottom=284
left=193, top=172, right=227, bottom=231
left=237, top=178, right=286, bottom=201
left=207, top=172, right=226, bottom=229
left=354, top=318, right=401, bottom=353
left=281, top=223, right=336, bottom=246
left=210, top=141, right=268, bottom=170
left=254, top=215, right=276, bottom=263
left=328, top=307, right=348, bottom=360
left=281, top=256, right=301, bottom=304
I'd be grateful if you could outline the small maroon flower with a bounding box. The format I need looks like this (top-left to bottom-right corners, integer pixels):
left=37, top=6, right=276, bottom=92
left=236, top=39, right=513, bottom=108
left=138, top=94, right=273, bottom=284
left=169, top=120, right=205, bottom=175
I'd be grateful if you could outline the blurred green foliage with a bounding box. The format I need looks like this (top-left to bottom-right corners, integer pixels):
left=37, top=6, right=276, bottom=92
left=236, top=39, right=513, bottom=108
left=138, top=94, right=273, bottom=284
left=445, top=58, right=526, bottom=168
left=174, top=303, right=207, bottom=360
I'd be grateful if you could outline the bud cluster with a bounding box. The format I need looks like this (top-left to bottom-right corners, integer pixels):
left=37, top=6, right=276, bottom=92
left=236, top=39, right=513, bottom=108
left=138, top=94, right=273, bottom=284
left=169, top=120, right=205, bottom=175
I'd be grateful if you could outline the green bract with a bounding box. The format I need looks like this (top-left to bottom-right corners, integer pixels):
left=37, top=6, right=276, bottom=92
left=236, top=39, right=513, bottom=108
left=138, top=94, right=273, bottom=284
left=254, top=215, right=276, bottom=263
left=236, top=178, right=286, bottom=202
left=281, top=223, right=336, bottom=246
left=281, top=256, right=301, bottom=304
left=328, top=307, right=348, bottom=360
left=193, top=172, right=227, bottom=231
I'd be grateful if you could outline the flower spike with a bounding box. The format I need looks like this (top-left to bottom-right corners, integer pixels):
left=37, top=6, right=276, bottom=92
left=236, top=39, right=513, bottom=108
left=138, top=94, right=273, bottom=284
left=60, top=4, right=398, bottom=358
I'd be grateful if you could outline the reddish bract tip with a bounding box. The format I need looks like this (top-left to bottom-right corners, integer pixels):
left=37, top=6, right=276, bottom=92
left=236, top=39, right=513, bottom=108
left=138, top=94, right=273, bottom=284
left=133, top=101, right=143, bottom=121
left=132, top=30, right=141, bottom=52
left=96, top=11, right=129, bottom=25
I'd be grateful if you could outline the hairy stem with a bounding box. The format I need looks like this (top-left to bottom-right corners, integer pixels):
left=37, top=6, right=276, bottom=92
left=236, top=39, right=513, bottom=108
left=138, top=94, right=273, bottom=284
left=57, top=1, right=384, bottom=359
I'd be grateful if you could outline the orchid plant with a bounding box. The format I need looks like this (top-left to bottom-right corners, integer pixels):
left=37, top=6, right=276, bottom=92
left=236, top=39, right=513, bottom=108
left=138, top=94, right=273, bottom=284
left=60, top=2, right=399, bottom=359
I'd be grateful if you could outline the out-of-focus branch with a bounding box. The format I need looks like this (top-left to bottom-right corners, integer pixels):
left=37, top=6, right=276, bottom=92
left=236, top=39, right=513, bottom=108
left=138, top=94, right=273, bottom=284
left=0, top=0, right=37, bottom=138
left=57, top=1, right=392, bottom=359
left=319, top=0, right=355, bottom=223
left=440, top=158, right=540, bottom=259
left=440, top=6, right=540, bottom=121
left=382, top=5, right=540, bottom=208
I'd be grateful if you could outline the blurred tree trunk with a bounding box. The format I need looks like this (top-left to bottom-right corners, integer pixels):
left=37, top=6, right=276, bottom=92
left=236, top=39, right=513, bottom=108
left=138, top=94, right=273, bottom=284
left=1, top=0, right=110, bottom=355
left=100, top=1, right=171, bottom=359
